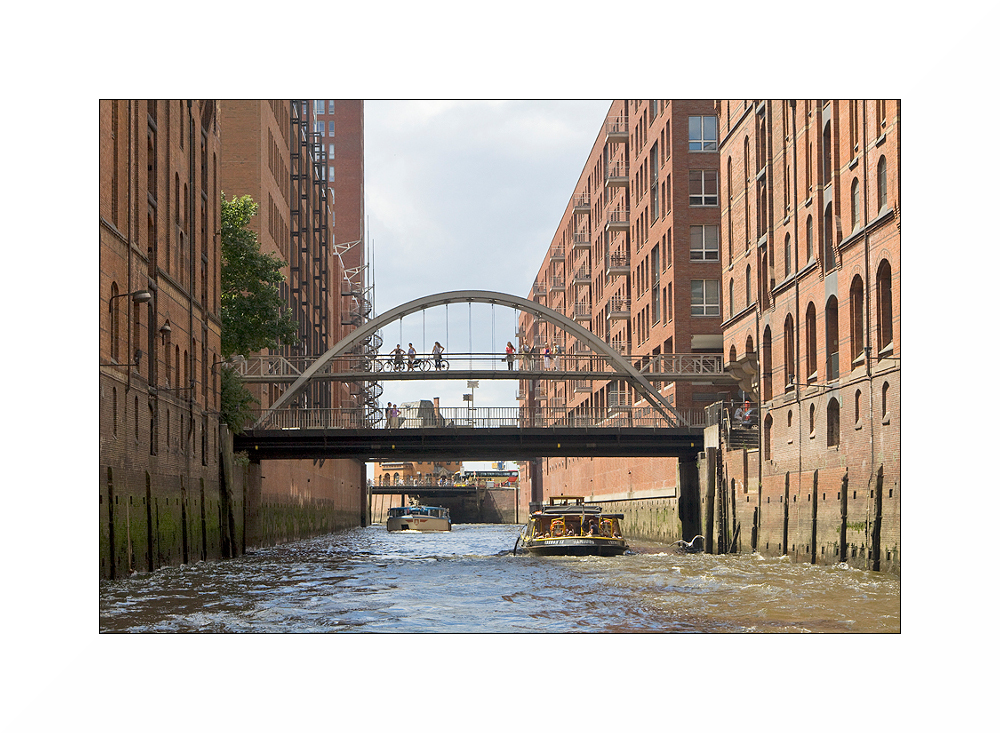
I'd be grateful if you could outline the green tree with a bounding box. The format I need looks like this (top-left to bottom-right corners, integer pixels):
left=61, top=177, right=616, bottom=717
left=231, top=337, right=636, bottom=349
left=220, top=193, right=298, bottom=432
left=220, top=193, right=298, bottom=358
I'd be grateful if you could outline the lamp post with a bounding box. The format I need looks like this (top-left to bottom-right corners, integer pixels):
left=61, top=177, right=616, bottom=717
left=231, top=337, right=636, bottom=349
left=106, top=289, right=153, bottom=391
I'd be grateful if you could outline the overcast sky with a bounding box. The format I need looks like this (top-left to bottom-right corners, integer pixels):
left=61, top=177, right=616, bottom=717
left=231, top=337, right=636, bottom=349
left=363, top=100, right=612, bottom=414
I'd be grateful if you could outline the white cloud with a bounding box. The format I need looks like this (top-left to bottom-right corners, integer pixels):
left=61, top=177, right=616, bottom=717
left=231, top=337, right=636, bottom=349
left=364, top=99, right=611, bottom=411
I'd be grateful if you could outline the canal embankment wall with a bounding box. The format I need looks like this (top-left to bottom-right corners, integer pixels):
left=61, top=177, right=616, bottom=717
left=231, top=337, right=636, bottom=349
left=100, top=425, right=368, bottom=580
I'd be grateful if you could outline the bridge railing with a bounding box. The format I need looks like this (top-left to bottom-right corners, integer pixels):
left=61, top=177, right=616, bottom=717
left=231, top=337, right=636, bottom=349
left=233, top=351, right=725, bottom=380
left=247, top=405, right=708, bottom=431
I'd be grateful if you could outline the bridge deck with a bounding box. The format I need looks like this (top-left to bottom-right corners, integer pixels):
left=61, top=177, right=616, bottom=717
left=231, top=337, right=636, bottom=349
left=236, top=426, right=704, bottom=462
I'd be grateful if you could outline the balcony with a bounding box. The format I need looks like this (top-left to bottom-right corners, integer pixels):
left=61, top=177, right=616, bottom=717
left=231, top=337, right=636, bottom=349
left=605, top=207, right=630, bottom=231
left=549, top=276, right=565, bottom=293
left=609, top=340, right=628, bottom=355
left=605, top=117, right=628, bottom=143
left=550, top=245, right=565, bottom=261
left=572, top=231, right=591, bottom=251
left=573, top=380, right=592, bottom=394
left=572, top=302, right=593, bottom=322
left=606, top=251, right=629, bottom=276
left=532, top=282, right=547, bottom=298
left=609, top=297, right=630, bottom=319
left=572, top=266, right=591, bottom=287
left=572, top=193, right=590, bottom=213
left=605, top=159, right=628, bottom=188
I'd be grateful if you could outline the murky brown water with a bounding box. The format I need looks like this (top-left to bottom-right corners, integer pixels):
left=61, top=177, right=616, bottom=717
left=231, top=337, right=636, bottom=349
left=99, top=524, right=900, bottom=633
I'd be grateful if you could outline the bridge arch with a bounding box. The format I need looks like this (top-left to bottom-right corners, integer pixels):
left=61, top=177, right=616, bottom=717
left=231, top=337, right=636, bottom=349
left=258, top=289, right=684, bottom=424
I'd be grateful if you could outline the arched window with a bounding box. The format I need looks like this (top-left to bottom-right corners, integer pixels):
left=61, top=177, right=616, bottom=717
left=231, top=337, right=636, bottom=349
left=877, top=156, right=888, bottom=212
left=806, top=215, right=814, bottom=262
left=851, top=178, right=860, bottom=232
left=784, top=233, right=792, bottom=278
left=877, top=259, right=893, bottom=354
left=850, top=275, right=865, bottom=362
left=745, top=264, right=752, bottom=308
left=746, top=335, right=754, bottom=354
left=729, top=278, right=734, bottom=317
left=805, top=302, right=817, bottom=379
left=727, top=157, right=733, bottom=263
left=729, top=344, right=737, bottom=364
left=854, top=389, right=862, bottom=425
left=783, top=314, right=795, bottom=389
left=762, top=326, right=773, bottom=401
left=822, top=120, right=832, bottom=186
left=112, top=386, right=118, bottom=437
left=823, top=204, right=835, bottom=273
left=827, top=398, right=841, bottom=447
left=826, top=296, right=840, bottom=380
left=110, top=282, right=121, bottom=361
left=881, top=381, right=890, bottom=419
left=763, top=413, right=773, bottom=460
left=809, top=403, right=816, bottom=435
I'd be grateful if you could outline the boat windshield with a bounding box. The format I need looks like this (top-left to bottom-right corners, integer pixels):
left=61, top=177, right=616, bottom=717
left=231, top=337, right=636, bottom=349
left=530, top=514, right=621, bottom=539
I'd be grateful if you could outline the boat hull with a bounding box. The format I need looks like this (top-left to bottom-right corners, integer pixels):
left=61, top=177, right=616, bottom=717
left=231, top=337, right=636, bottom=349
left=518, top=537, right=628, bottom=556
left=386, top=516, right=451, bottom=532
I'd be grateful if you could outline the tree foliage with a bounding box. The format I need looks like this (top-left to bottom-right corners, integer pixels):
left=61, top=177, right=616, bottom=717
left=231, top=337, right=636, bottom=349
left=220, top=193, right=298, bottom=358
left=220, top=363, right=257, bottom=434
left=219, top=193, right=298, bottom=433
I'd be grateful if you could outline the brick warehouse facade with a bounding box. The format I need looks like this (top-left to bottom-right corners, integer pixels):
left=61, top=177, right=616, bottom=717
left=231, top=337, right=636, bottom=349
left=518, top=100, right=900, bottom=573
left=517, top=100, right=739, bottom=543
left=99, top=101, right=229, bottom=578
left=218, top=100, right=367, bottom=546
left=715, top=100, right=901, bottom=573
left=99, top=100, right=369, bottom=579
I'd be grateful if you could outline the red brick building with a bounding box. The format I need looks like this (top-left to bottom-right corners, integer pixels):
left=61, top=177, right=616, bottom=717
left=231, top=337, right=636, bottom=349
left=219, top=100, right=367, bottom=536
left=99, top=100, right=227, bottom=578
left=517, top=100, right=737, bottom=541
left=715, top=100, right=901, bottom=571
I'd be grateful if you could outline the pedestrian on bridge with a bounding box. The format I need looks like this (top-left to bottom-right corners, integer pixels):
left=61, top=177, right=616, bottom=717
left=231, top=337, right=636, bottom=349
left=391, top=344, right=404, bottom=371
left=407, top=343, right=417, bottom=370
left=432, top=341, right=444, bottom=370
left=506, top=341, right=515, bottom=370
left=543, top=344, right=552, bottom=369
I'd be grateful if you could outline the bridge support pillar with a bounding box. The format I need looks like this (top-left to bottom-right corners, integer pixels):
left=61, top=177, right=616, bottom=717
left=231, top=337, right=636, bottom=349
left=678, top=452, right=702, bottom=544
left=246, top=459, right=262, bottom=550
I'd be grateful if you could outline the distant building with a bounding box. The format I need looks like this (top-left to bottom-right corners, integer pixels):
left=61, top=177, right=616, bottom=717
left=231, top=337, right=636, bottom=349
left=518, top=100, right=736, bottom=518
left=218, top=100, right=368, bottom=525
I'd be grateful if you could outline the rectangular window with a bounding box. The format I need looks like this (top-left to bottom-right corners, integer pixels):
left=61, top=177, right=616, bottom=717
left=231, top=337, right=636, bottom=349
left=329, top=121, right=335, bottom=136
left=316, top=100, right=325, bottom=114
left=690, top=225, right=719, bottom=261
left=328, top=144, right=335, bottom=159
left=315, top=120, right=325, bottom=135
left=329, top=165, right=335, bottom=182
left=691, top=279, right=721, bottom=316
left=689, top=116, right=718, bottom=151
left=689, top=170, right=719, bottom=207
left=329, top=100, right=335, bottom=114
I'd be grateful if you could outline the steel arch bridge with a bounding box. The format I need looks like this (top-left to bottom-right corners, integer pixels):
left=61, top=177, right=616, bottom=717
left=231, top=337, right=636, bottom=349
left=251, top=289, right=724, bottom=428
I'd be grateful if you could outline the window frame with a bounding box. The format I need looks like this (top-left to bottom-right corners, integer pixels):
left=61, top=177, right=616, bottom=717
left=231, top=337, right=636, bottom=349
left=690, top=224, right=720, bottom=261
left=688, top=115, right=718, bottom=152
left=689, top=169, right=719, bottom=207
left=691, top=279, right=720, bottom=317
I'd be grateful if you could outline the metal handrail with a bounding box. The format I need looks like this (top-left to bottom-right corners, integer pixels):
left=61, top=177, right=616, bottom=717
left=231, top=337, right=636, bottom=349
left=246, top=404, right=708, bottom=431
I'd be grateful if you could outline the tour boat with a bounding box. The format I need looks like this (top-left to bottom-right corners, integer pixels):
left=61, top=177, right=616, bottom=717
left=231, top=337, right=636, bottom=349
left=386, top=505, right=452, bottom=532
left=516, top=496, right=628, bottom=556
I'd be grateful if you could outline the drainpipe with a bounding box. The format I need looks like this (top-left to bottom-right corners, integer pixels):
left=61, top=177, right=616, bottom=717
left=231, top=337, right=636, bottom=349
left=188, top=100, right=196, bottom=460
left=126, top=100, right=134, bottom=393
left=862, top=103, right=876, bottom=569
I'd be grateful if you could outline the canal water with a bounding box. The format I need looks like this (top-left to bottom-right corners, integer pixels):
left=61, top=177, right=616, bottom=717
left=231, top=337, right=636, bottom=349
left=99, top=523, right=900, bottom=633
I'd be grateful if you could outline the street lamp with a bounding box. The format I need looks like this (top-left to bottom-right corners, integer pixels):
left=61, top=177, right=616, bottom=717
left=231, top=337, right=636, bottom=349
left=103, top=290, right=153, bottom=390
